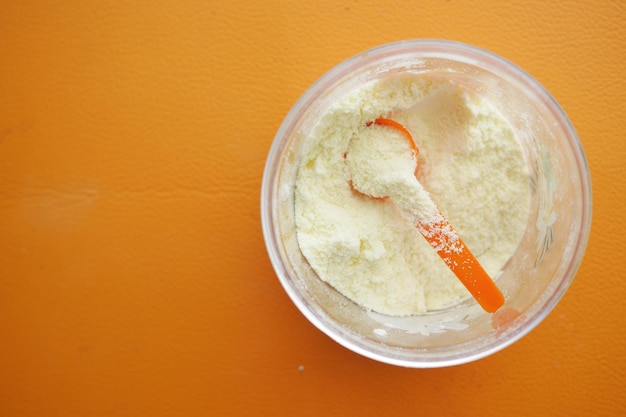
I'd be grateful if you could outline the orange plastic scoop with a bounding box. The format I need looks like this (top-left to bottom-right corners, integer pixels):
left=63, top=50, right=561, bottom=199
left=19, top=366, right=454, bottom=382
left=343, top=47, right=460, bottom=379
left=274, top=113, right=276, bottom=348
left=415, top=208, right=505, bottom=313
left=346, top=117, right=504, bottom=313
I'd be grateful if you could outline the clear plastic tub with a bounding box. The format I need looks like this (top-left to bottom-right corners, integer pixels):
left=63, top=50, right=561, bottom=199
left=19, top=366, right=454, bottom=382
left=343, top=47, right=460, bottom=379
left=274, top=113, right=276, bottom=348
left=261, top=40, right=592, bottom=367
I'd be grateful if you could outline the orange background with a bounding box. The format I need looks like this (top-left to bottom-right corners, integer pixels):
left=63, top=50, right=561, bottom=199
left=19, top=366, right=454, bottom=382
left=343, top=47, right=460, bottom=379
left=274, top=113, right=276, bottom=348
left=1, top=1, right=624, bottom=416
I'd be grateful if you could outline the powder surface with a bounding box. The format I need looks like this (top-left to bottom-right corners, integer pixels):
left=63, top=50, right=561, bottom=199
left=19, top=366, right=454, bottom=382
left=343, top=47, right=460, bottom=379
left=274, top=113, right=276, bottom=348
left=294, top=76, right=530, bottom=316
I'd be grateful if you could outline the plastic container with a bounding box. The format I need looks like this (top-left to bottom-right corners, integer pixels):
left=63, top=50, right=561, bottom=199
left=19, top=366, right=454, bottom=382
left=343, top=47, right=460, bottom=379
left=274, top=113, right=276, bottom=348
left=260, top=39, right=592, bottom=367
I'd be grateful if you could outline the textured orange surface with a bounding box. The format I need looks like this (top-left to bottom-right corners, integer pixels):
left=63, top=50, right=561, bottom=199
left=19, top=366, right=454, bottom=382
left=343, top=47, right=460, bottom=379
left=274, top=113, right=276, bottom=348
left=1, top=1, right=624, bottom=416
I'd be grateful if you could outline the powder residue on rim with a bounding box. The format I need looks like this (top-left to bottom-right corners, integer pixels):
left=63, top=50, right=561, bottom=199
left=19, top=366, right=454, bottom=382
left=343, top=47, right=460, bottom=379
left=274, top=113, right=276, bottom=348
left=294, top=75, right=530, bottom=316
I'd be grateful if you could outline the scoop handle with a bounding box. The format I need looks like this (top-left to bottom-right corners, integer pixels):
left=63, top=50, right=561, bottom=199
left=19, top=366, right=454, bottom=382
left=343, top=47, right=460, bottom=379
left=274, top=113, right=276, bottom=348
left=417, top=215, right=504, bottom=313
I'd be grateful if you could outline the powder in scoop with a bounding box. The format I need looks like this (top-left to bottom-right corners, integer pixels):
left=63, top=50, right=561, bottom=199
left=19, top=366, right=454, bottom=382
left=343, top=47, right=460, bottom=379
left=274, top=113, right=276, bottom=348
left=345, top=122, right=440, bottom=227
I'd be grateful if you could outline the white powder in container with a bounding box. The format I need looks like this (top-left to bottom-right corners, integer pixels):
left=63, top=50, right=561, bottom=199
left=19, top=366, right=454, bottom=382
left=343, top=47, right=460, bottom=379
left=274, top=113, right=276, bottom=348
left=294, top=75, right=531, bottom=316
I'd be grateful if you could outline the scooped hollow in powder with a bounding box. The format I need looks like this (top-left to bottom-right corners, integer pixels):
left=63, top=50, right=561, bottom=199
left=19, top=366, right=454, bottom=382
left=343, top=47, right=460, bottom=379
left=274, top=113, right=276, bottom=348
left=294, top=76, right=530, bottom=316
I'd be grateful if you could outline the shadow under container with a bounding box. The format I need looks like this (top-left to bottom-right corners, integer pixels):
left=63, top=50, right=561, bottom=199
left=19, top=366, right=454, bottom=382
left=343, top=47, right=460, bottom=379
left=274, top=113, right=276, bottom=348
left=261, top=40, right=592, bottom=367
